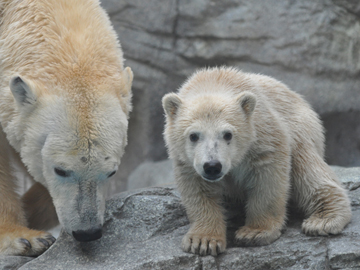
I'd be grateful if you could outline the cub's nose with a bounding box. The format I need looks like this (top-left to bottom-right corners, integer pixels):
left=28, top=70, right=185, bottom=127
left=203, top=160, right=222, bottom=178
left=72, top=226, right=102, bottom=242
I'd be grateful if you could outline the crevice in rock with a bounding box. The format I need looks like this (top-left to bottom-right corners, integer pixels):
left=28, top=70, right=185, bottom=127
left=172, top=0, right=180, bottom=49
left=325, top=241, right=331, bottom=270
left=106, top=3, right=136, bottom=18
left=177, top=34, right=275, bottom=42
left=125, top=55, right=169, bottom=75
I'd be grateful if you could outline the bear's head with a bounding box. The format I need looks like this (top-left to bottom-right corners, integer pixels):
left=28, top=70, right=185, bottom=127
left=163, top=69, right=256, bottom=182
left=8, top=67, right=133, bottom=242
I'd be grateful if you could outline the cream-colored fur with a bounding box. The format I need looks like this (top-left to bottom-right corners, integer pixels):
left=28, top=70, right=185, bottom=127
left=162, top=67, right=351, bottom=256
left=0, top=0, right=133, bottom=256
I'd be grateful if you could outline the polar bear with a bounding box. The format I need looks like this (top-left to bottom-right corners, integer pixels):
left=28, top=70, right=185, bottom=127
left=162, top=67, right=351, bottom=256
left=0, top=0, right=133, bottom=256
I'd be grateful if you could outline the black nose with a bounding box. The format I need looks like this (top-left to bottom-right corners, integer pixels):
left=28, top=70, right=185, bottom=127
left=203, top=160, right=222, bottom=177
left=72, top=226, right=102, bottom=242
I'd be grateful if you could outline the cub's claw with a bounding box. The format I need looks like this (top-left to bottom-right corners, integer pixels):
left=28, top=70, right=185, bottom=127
left=37, top=238, right=50, bottom=248
left=19, top=238, right=32, bottom=249
left=46, top=235, right=57, bottom=245
left=182, top=233, right=226, bottom=256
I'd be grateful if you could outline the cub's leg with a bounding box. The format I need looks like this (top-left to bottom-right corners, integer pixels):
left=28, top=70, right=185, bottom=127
left=291, top=147, right=351, bottom=235
left=235, top=154, right=290, bottom=246
left=176, top=165, right=226, bottom=256
left=22, top=182, right=59, bottom=231
left=0, top=132, right=55, bottom=256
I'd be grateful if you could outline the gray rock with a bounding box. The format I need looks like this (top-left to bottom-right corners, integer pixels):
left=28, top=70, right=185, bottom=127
left=99, top=0, right=360, bottom=194
left=323, top=111, right=360, bottom=167
left=0, top=256, right=33, bottom=270
left=127, top=159, right=174, bottom=190
left=331, top=166, right=360, bottom=190
left=331, top=166, right=360, bottom=208
left=3, top=166, right=359, bottom=269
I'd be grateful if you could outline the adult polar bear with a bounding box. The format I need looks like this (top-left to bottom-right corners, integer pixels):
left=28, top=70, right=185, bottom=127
left=163, top=67, right=351, bottom=256
left=0, top=0, right=133, bottom=256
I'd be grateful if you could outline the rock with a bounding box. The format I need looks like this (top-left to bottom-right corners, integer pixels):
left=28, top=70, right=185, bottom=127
left=127, top=159, right=174, bottom=190
left=332, top=166, right=360, bottom=207
left=0, top=256, right=33, bottom=270
left=2, top=166, right=358, bottom=269
left=322, top=111, right=360, bottom=167
left=98, top=0, right=360, bottom=194
left=332, top=166, right=360, bottom=189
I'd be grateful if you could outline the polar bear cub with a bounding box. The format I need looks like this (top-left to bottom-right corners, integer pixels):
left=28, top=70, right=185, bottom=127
left=162, top=67, right=351, bottom=256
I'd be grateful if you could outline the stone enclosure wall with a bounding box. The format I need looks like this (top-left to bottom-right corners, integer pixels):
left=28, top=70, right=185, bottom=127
left=101, top=0, right=360, bottom=194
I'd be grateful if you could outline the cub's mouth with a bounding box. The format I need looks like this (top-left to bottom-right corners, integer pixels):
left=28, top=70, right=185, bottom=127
left=201, top=174, right=224, bottom=182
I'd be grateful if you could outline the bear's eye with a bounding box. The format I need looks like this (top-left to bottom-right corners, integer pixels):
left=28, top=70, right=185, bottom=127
left=223, top=132, right=232, bottom=141
left=54, top=167, right=71, bottom=177
left=189, top=133, right=199, bottom=142
left=108, top=171, right=116, bottom=178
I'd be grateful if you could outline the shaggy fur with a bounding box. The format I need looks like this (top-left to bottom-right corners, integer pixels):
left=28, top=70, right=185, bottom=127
left=162, top=67, right=351, bottom=256
left=0, top=0, right=133, bottom=256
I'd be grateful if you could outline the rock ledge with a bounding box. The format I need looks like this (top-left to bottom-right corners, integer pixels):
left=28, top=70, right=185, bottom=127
left=1, top=166, right=360, bottom=270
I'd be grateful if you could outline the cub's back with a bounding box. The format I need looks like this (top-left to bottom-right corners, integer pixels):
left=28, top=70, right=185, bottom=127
left=248, top=73, right=325, bottom=157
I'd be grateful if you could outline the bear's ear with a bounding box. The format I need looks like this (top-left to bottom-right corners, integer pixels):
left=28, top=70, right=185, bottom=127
left=236, top=91, right=256, bottom=117
left=162, top=93, right=182, bottom=120
left=122, top=67, right=133, bottom=96
left=10, top=76, right=37, bottom=107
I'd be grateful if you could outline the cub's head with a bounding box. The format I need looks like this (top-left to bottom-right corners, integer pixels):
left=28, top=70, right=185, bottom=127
left=9, top=67, right=133, bottom=242
left=162, top=69, right=256, bottom=182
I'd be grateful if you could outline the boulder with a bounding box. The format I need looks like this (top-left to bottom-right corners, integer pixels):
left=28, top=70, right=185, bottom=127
left=3, top=166, right=360, bottom=269
left=98, top=0, right=360, bottom=194
left=0, top=257, right=33, bottom=270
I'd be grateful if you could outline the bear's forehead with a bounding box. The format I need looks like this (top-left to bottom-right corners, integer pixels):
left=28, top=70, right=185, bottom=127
left=184, top=96, right=233, bottom=117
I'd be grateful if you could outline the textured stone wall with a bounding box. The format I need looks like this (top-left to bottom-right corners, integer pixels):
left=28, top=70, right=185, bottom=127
left=101, top=0, right=360, bottom=193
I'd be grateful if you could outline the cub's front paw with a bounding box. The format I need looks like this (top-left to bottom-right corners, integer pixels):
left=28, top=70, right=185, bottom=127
left=235, top=226, right=281, bottom=246
left=0, top=225, right=56, bottom=256
left=181, top=233, right=226, bottom=256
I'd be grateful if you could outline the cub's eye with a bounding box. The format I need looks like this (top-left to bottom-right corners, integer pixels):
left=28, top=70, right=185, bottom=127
left=223, top=132, right=232, bottom=141
left=189, top=133, right=199, bottom=142
left=108, top=171, right=117, bottom=178
left=54, top=167, right=71, bottom=177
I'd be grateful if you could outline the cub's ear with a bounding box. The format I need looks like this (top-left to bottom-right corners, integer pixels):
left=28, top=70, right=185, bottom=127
left=10, top=76, right=37, bottom=107
left=122, top=67, right=133, bottom=96
left=162, top=93, right=182, bottom=120
left=236, top=91, right=256, bottom=117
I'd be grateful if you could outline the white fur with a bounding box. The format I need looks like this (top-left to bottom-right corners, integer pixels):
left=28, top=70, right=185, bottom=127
left=0, top=0, right=133, bottom=255
left=163, top=67, right=351, bottom=256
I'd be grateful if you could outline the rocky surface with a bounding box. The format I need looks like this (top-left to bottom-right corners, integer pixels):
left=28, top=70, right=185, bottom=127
left=1, top=166, right=359, bottom=269
left=0, top=257, right=33, bottom=270
left=97, top=0, right=360, bottom=194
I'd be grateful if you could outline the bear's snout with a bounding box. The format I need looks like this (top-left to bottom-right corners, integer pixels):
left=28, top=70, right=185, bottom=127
left=72, top=225, right=103, bottom=242
left=203, top=160, right=222, bottom=180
